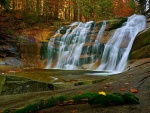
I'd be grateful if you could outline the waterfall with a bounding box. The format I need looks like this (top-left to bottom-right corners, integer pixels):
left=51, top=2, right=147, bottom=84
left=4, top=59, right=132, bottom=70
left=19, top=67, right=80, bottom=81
left=90, top=21, right=106, bottom=67
left=46, top=14, right=146, bottom=73
left=46, top=21, right=105, bottom=69
left=96, top=14, right=146, bottom=73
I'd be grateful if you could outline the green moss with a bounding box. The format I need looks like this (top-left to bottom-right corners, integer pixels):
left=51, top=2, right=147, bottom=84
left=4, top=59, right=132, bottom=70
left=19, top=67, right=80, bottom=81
left=131, top=45, right=150, bottom=59
left=0, top=75, right=6, bottom=93
left=107, top=18, right=127, bottom=30
left=92, top=78, right=108, bottom=84
left=122, top=93, right=139, bottom=104
left=3, top=108, right=11, bottom=113
left=13, top=92, right=139, bottom=112
left=14, top=103, right=39, bottom=113
left=89, top=93, right=124, bottom=106
left=56, top=95, right=68, bottom=103
left=73, top=92, right=97, bottom=103
left=131, top=28, right=150, bottom=52
left=74, top=81, right=87, bottom=86
left=45, top=97, right=58, bottom=108
left=38, top=99, right=45, bottom=110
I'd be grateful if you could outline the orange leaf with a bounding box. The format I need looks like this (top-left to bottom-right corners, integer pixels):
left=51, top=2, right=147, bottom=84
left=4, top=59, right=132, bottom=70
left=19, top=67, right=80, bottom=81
left=120, top=88, right=126, bottom=91
left=130, top=89, right=138, bottom=93
left=71, top=110, right=78, bottom=113
left=78, top=91, right=83, bottom=95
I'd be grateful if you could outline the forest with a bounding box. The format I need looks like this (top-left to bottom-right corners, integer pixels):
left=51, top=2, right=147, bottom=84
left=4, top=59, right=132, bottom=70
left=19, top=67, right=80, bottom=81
left=0, top=0, right=149, bottom=23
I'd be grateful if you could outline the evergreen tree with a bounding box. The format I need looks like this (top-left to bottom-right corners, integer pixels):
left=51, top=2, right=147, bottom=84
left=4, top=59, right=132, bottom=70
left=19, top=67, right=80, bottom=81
left=0, top=0, right=10, bottom=11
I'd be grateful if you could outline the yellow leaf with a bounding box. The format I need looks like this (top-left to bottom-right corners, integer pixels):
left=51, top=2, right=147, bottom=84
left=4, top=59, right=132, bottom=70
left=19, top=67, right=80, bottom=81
left=99, top=91, right=106, bottom=96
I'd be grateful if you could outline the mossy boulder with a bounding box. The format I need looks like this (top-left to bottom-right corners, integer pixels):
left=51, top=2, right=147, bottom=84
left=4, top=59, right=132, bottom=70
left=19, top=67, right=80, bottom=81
left=0, top=75, right=54, bottom=95
left=130, top=28, right=150, bottom=59
left=106, top=18, right=127, bottom=30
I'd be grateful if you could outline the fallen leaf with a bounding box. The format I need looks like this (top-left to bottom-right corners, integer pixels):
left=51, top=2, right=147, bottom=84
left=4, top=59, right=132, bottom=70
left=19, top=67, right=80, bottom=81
left=78, top=91, right=84, bottom=94
left=120, top=88, right=126, bottom=91
left=104, top=85, right=110, bottom=88
left=99, top=91, right=106, bottom=96
left=71, top=110, right=78, bottom=113
left=130, top=89, right=138, bottom=93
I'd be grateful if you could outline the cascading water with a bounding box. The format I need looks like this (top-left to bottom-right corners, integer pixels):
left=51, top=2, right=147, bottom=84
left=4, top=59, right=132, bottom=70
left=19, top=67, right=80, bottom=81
left=46, top=21, right=105, bottom=69
left=96, top=14, right=147, bottom=73
left=46, top=14, right=146, bottom=73
left=90, top=21, right=106, bottom=67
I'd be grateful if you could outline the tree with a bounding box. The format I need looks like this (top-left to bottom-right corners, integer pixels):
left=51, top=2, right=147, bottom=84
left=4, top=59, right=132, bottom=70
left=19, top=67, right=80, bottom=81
left=112, top=0, right=136, bottom=17
left=139, top=0, right=147, bottom=14
left=0, top=0, right=10, bottom=11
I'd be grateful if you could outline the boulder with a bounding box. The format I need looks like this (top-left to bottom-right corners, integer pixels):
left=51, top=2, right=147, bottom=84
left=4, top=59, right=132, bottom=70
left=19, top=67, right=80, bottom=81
left=0, top=75, right=54, bottom=95
left=130, top=28, right=150, bottom=59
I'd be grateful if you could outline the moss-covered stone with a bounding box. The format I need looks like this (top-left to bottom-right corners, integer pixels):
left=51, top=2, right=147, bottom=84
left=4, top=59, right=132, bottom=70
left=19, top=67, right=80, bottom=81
left=106, top=18, right=127, bottom=30
left=130, top=28, right=150, bottom=59
left=131, top=28, right=150, bottom=52
left=1, top=75, right=54, bottom=95
left=131, top=45, right=150, bottom=59
left=0, top=75, right=6, bottom=94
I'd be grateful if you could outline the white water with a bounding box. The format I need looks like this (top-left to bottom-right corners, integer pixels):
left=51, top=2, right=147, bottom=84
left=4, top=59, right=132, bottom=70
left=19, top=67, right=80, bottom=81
left=90, top=21, right=106, bottom=67
left=46, top=21, right=97, bottom=69
left=46, top=14, right=146, bottom=73
left=96, top=14, right=146, bottom=73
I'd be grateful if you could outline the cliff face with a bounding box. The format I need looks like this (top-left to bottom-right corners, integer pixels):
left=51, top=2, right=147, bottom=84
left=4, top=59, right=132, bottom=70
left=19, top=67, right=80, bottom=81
left=0, top=33, right=19, bottom=58
left=0, top=33, right=41, bottom=69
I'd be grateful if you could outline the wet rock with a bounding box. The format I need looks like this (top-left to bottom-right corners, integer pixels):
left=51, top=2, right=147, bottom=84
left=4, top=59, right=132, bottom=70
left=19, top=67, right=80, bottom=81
left=106, top=18, right=127, bottom=30
left=0, top=75, right=55, bottom=95
left=0, top=33, right=19, bottom=58
left=58, top=26, right=70, bottom=34
left=131, top=28, right=150, bottom=59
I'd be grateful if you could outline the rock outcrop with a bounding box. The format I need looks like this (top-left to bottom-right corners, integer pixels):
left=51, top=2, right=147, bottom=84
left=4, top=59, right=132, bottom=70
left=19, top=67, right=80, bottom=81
left=130, top=27, right=150, bottom=59
left=0, top=75, right=54, bottom=95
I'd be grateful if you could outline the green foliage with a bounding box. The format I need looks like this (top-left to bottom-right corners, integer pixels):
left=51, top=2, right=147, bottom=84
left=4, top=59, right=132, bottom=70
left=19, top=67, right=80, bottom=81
left=54, top=22, right=63, bottom=28
left=74, top=81, right=87, bottom=86
left=5, top=29, right=14, bottom=35
left=108, top=18, right=128, bottom=30
left=139, top=0, right=147, bottom=13
left=122, top=93, right=139, bottom=104
left=3, top=108, right=11, bottom=113
left=0, top=0, right=10, bottom=11
left=14, top=103, right=39, bottom=113
left=23, top=11, right=43, bottom=24
left=73, top=92, right=97, bottom=103
left=94, top=0, right=113, bottom=20
left=45, top=97, right=58, bottom=108
left=89, top=93, right=124, bottom=106
left=13, top=92, right=139, bottom=112
left=56, top=95, right=68, bottom=103
left=0, top=75, right=6, bottom=93
left=128, top=0, right=137, bottom=14
left=38, top=99, right=45, bottom=110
